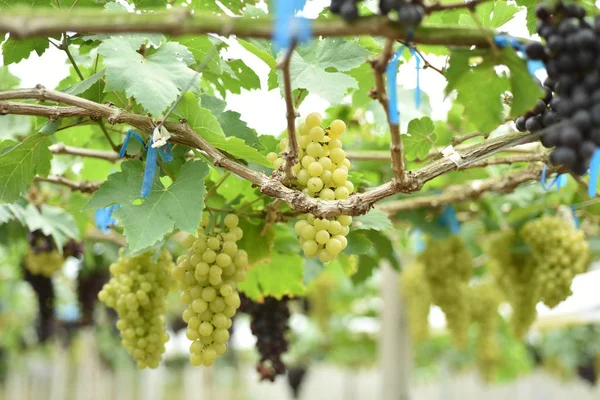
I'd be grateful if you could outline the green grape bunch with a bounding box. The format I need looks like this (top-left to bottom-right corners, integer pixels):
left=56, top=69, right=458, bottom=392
left=268, top=112, right=353, bottom=262
left=399, top=261, right=431, bottom=342
left=419, top=235, right=472, bottom=348
left=98, top=249, right=175, bottom=369
left=24, top=251, right=64, bottom=277
left=467, top=283, right=503, bottom=382
left=488, top=230, right=541, bottom=339
left=520, top=215, right=591, bottom=308
left=171, top=214, right=248, bottom=367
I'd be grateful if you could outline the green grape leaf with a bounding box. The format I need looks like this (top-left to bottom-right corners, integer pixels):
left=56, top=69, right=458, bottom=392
left=0, top=66, right=20, bottom=90
left=98, top=38, right=198, bottom=116
left=515, top=0, right=538, bottom=35
left=343, top=231, right=373, bottom=255
left=404, top=117, right=436, bottom=161
left=238, top=39, right=276, bottom=69
left=175, top=93, right=269, bottom=166
left=236, top=218, right=276, bottom=267
left=21, top=204, right=80, bottom=251
left=500, top=47, right=545, bottom=117
left=200, top=94, right=262, bottom=149
left=177, top=36, right=222, bottom=74
left=352, top=209, right=393, bottom=232
left=62, top=69, right=105, bottom=96
left=0, top=133, right=52, bottom=203
left=289, top=39, right=369, bottom=103
left=2, top=36, right=49, bottom=65
left=191, top=0, right=259, bottom=14
left=363, top=230, right=400, bottom=270
left=338, top=253, right=358, bottom=276
left=86, top=159, right=209, bottom=253
left=238, top=252, right=305, bottom=300
left=351, top=254, right=379, bottom=285
left=457, top=1, right=519, bottom=28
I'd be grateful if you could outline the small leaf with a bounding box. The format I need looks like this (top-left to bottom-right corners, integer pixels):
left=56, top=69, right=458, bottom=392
left=364, top=230, right=401, bottom=270
left=351, top=254, right=379, bottom=285
left=404, top=117, right=436, bottom=161
left=352, top=209, right=393, bottom=232
left=0, top=133, right=52, bottom=203
left=62, top=69, right=106, bottom=96
left=343, top=231, right=373, bottom=255
left=2, top=36, right=49, bottom=65
left=501, top=47, right=545, bottom=117
left=238, top=252, right=306, bottom=300
left=178, top=36, right=222, bottom=74
left=21, top=204, right=81, bottom=251
left=236, top=218, right=276, bottom=267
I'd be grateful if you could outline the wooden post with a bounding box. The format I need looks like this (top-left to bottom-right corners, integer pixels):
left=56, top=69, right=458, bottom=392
left=380, top=262, right=411, bottom=400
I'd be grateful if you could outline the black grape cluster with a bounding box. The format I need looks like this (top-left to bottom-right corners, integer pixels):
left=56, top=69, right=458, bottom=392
left=24, top=230, right=64, bottom=277
left=399, top=262, right=431, bottom=341
left=488, top=230, right=541, bottom=339
left=268, top=112, right=352, bottom=263
left=239, top=294, right=290, bottom=381
left=514, top=79, right=559, bottom=134
left=98, top=249, right=174, bottom=369
left=520, top=215, right=591, bottom=308
left=525, top=3, right=600, bottom=174
left=172, top=214, right=248, bottom=367
left=330, top=0, right=425, bottom=25
left=419, top=235, right=472, bottom=348
left=22, top=265, right=55, bottom=342
left=466, top=283, right=502, bottom=382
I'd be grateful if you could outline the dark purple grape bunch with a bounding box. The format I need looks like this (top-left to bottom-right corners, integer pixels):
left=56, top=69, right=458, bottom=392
left=239, top=293, right=291, bottom=381
left=515, top=77, right=560, bottom=134
left=524, top=3, right=600, bottom=175
left=62, top=240, right=84, bottom=259
left=27, top=230, right=55, bottom=253
left=330, top=0, right=424, bottom=25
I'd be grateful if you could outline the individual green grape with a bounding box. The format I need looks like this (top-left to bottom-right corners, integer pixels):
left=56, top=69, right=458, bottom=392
left=327, top=119, right=346, bottom=139
left=399, top=262, right=431, bottom=341
left=419, top=235, right=472, bottom=349
left=173, top=213, right=248, bottom=366
left=98, top=249, right=174, bottom=369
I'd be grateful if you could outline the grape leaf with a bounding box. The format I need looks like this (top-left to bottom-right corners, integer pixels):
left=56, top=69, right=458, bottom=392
left=236, top=218, right=276, bottom=267
left=98, top=38, right=198, bottom=116
left=363, top=230, right=400, bottom=270
left=351, top=254, right=379, bottom=284
left=500, top=47, right=545, bottom=117
left=175, top=93, right=269, bottom=166
left=62, top=69, right=105, bottom=96
left=288, top=39, right=370, bottom=103
left=457, top=1, right=519, bottom=28
left=343, top=231, right=373, bottom=255
left=0, top=67, right=20, bottom=90
left=352, top=209, right=393, bottom=232
left=238, top=252, right=305, bottom=300
left=200, top=94, right=262, bottom=149
left=2, top=36, right=49, bottom=65
left=238, top=39, right=276, bottom=69
left=404, top=117, right=436, bottom=161
left=178, top=36, right=222, bottom=74
left=86, top=159, right=209, bottom=253
left=21, top=204, right=80, bottom=251
left=0, top=133, right=52, bottom=203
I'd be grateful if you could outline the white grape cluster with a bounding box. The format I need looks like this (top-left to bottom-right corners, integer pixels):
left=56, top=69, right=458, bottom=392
left=98, top=250, right=174, bottom=369
left=171, top=214, right=248, bottom=367
left=24, top=251, right=64, bottom=277
left=267, top=112, right=354, bottom=261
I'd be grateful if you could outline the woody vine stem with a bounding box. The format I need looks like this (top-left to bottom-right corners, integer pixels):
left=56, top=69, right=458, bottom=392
left=0, top=4, right=552, bottom=218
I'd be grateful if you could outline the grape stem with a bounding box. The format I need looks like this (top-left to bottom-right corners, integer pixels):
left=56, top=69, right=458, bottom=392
left=49, top=143, right=119, bottom=162
left=424, top=0, right=492, bottom=14
left=278, top=43, right=299, bottom=182
left=0, top=87, right=551, bottom=218
left=34, top=175, right=101, bottom=193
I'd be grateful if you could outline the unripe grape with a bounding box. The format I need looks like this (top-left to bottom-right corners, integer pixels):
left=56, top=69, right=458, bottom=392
left=315, top=230, right=330, bottom=245
left=328, top=119, right=346, bottom=139
left=298, top=135, right=310, bottom=149
left=306, top=142, right=323, bottom=158
left=298, top=123, right=310, bottom=136
left=305, top=112, right=323, bottom=128
left=302, top=240, right=319, bottom=257
left=326, top=238, right=343, bottom=255
left=301, top=155, right=316, bottom=169
left=319, top=188, right=335, bottom=200
left=308, top=161, right=324, bottom=177
left=319, top=157, right=333, bottom=170
left=267, top=152, right=278, bottom=163
left=301, top=225, right=316, bottom=240
left=335, top=186, right=350, bottom=200
left=307, top=177, right=324, bottom=193
left=309, top=126, right=325, bottom=142
left=297, top=169, right=310, bottom=185
left=330, top=148, right=345, bottom=164
left=279, top=138, right=288, bottom=151
left=224, top=214, right=239, bottom=229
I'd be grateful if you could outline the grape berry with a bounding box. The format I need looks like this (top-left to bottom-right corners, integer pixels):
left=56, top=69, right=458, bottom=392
left=330, top=0, right=425, bottom=25
left=399, top=261, right=431, bottom=341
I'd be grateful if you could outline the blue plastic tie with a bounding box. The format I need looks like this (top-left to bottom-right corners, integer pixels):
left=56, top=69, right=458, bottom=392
left=159, top=142, right=173, bottom=163
left=386, top=46, right=406, bottom=125
left=571, top=205, right=580, bottom=229
left=527, top=60, right=545, bottom=76
left=409, top=47, right=422, bottom=109
left=588, top=149, right=600, bottom=197
left=494, top=35, right=544, bottom=78
left=119, top=130, right=146, bottom=158
left=142, top=139, right=159, bottom=198
left=540, top=164, right=566, bottom=192
left=273, top=0, right=311, bottom=51
left=555, top=173, right=567, bottom=191
left=94, top=204, right=120, bottom=233
left=439, top=205, right=460, bottom=235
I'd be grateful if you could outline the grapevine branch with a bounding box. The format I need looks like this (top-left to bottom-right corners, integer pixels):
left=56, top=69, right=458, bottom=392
left=0, top=87, right=541, bottom=218
left=34, top=175, right=101, bottom=193
left=49, top=143, right=119, bottom=162
left=279, top=44, right=299, bottom=181
left=0, top=8, right=523, bottom=47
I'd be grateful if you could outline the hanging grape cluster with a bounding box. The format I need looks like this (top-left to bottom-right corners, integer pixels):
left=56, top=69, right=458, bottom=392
left=307, top=271, right=337, bottom=333
left=520, top=215, right=591, bottom=308
left=98, top=250, right=174, bottom=369
left=172, top=214, right=248, bottom=367
left=524, top=3, right=600, bottom=174
left=23, top=230, right=64, bottom=277
left=268, top=112, right=353, bottom=262
left=239, top=294, right=291, bottom=382
left=488, top=230, right=541, bottom=339
left=419, top=235, right=472, bottom=348
left=330, top=0, right=425, bottom=25
left=22, top=265, right=55, bottom=342
left=515, top=78, right=560, bottom=134
left=399, top=262, right=431, bottom=342
left=466, top=283, right=503, bottom=382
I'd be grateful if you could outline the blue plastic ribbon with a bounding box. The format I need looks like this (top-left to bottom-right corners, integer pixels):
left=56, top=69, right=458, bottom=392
left=273, top=0, right=312, bottom=51
left=541, top=164, right=567, bottom=192
left=159, top=142, right=173, bottom=163
left=439, top=205, right=460, bottom=235
left=494, top=34, right=544, bottom=78
left=571, top=205, right=580, bottom=229
left=94, top=204, right=120, bottom=233
left=386, top=46, right=406, bottom=125
left=409, top=47, right=422, bottom=109
left=141, top=139, right=159, bottom=198
left=119, top=130, right=146, bottom=158
left=588, top=149, right=600, bottom=197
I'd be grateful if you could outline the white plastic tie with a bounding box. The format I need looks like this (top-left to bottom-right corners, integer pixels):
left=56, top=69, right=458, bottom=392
left=151, top=125, right=171, bottom=149
left=441, top=145, right=462, bottom=166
